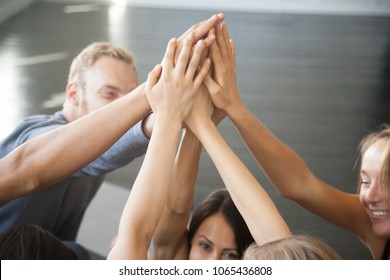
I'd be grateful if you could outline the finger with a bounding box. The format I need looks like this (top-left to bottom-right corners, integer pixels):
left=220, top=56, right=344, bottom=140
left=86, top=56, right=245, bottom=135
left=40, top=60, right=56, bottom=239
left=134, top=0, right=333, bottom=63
left=145, top=64, right=162, bottom=92
left=162, top=38, right=177, bottom=70
left=199, top=29, right=215, bottom=64
left=177, top=20, right=204, bottom=42
left=175, top=13, right=223, bottom=65
left=209, top=40, right=222, bottom=72
left=193, top=58, right=211, bottom=89
left=203, top=32, right=216, bottom=48
left=186, top=40, right=205, bottom=79
left=221, top=23, right=233, bottom=60
left=192, top=13, right=224, bottom=42
left=203, top=73, right=219, bottom=96
left=215, top=23, right=228, bottom=60
left=230, top=39, right=236, bottom=67
left=176, top=34, right=195, bottom=74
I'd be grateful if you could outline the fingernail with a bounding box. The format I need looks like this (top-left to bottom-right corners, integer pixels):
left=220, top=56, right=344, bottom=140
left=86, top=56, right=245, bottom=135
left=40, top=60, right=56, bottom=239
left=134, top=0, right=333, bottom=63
left=187, top=33, right=194, bottom=41
left=197, top=40, right=204, bottom=47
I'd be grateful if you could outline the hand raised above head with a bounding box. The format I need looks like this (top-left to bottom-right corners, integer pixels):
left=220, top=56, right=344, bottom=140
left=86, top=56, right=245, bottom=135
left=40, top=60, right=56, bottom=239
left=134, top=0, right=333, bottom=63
left=174, top=13, right=224, bottom=65
left=146, top=36, right=210, bottom=123
left=205, top=23, right=243, bottom=115
left=185, top=83, right=213, bottom=133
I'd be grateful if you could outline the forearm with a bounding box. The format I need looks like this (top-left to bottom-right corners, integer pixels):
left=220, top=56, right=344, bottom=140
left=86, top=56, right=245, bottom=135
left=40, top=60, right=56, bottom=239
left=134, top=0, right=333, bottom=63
left=0, top=84, right=150, bottom=205
left=108, top=117, right=182, bottom=260
left=153, top=128, right=202, bottom=258
left=168, top=128, right=202, bottom=213
left=193, top=120, right=291, bottom=245
left=227, top=103, right=316, bottom=200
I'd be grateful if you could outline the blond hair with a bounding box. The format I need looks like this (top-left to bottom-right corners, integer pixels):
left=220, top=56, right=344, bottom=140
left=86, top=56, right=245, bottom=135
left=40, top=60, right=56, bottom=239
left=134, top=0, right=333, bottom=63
left=67, top=42, right=135, bottom=89
left=357, top=124, right=390, bottom=200
left=243, top=235, right=340, bottom=260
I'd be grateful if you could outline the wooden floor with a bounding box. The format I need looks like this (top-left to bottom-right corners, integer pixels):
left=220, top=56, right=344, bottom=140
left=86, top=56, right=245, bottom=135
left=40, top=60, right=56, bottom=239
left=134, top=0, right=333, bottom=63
left=1, top=2, right=389, bottom=259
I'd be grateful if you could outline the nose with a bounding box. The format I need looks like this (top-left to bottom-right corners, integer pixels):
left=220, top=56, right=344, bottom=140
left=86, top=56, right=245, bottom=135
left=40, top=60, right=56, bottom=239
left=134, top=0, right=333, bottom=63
left=207, top=251, right=222, bottom=260
left=365, top=181, right=382, bottom=204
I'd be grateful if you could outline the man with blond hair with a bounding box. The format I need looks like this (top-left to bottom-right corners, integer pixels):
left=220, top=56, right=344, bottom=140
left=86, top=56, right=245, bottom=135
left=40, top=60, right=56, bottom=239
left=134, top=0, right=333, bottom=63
left=0, top=42, right=153, bottom=259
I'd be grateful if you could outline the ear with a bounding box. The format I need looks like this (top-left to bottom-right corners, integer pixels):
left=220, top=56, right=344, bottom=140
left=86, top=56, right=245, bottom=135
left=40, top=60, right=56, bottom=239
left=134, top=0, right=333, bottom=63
left=65, top=82, right=80, bottom=106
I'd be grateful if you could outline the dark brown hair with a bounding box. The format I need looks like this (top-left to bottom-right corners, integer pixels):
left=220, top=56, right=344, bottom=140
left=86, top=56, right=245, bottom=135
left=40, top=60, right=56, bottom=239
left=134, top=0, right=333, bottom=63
left=188, top=189, right=254, bottom=259
left=0, top=225, right=77, bottom=260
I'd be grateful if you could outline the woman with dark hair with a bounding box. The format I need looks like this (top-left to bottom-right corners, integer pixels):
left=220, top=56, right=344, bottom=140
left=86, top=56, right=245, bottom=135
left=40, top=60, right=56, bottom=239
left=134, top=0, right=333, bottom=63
left=187, top=189, right=254, bottom=260
left=151, top=94, right=257, bottom=260
left=0, top=225, right=79, bottom=260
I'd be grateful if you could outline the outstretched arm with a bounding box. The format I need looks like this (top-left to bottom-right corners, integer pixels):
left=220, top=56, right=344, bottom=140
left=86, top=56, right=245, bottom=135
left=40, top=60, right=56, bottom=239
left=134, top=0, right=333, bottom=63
left=205, top=24, right=369, bottom=238
left=152, top=128, right=202, bottom=259
left=0, top=13, right=224, bottom=207
left=186, top=86, right=291, bottom=247
left=108, top=35, right=210, bottom=260
left=0, top=84, right=150, bottom=207
left=151, top=15, right=226, bottom=259
left=152, top=83, right=226, bottom=259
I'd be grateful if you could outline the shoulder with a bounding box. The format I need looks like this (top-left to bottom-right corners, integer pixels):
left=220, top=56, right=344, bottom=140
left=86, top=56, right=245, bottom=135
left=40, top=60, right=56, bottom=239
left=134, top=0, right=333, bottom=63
left=4, top=111, right=66, bottom=142
left=0, top=112, right=67, bottom=157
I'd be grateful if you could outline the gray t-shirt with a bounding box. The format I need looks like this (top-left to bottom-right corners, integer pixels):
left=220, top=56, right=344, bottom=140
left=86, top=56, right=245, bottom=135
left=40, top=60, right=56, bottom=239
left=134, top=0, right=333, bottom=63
left=0, top=111, right=149, bottom=244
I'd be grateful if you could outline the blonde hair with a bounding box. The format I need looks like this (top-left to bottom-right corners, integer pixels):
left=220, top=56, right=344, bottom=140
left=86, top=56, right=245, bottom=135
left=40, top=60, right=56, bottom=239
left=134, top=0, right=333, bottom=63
left=67, top=42, right=135, bottom=89
left=357, top=124, right=390, bottom=200
left=243, top=235, right=340, bottom=260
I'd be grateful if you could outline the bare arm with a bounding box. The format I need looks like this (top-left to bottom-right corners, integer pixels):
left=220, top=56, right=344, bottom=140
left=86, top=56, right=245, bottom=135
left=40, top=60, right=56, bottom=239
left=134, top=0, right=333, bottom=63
left=0, top=13, right=224, bottom=206
left=152, top=83, right=225, bottom=260
left=0, top=84, right=150, bottom=206
left=108, top=35, right=210, bottom=260
left=205, top=24, right=370, bottom=238
left=186, top=89, right=291, bottom=246
left=150, top=15, right=226, bottom=259
left=152, top=128, right=202, bottom=259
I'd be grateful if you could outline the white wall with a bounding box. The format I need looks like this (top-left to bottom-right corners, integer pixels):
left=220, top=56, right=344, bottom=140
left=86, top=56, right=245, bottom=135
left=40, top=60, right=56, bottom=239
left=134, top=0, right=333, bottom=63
left=42, top=0, right=390, bottom=16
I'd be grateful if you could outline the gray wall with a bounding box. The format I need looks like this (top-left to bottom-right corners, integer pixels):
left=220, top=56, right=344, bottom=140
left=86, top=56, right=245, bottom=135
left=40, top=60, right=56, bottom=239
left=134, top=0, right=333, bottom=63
left=1, top=0, right=388, bottom=25
left=42, top=0, right=390, bottom=15
left=0, top=0, right=36, bottom=24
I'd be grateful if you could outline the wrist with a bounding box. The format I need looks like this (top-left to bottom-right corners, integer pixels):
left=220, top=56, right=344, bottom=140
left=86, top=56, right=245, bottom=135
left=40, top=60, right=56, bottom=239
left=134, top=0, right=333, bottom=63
left=153, top=113, right=182, bottom=133
left=226, top=101, right=247, bottom=122
left=190, top=118, right=214, bottom=140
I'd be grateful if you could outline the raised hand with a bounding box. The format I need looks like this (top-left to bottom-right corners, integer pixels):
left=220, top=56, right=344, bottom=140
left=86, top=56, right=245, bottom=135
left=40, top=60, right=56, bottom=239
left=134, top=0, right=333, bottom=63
left=185, top=83, right=214, bottom=133
left=146, top=35, right=211, bottom=123
left=204, top=24, right=243, bottom=116
left=174, top=13, right=224, bottom=65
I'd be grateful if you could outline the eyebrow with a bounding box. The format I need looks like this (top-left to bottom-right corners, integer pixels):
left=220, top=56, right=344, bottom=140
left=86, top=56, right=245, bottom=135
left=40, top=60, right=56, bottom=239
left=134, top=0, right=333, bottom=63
left=199, top=235, right=237, bottom=251
left=99, top=85, right=121, bottom=92
left=222, top=248, right=238, bottom=252
left=199, top=235, right=214, bottom=246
